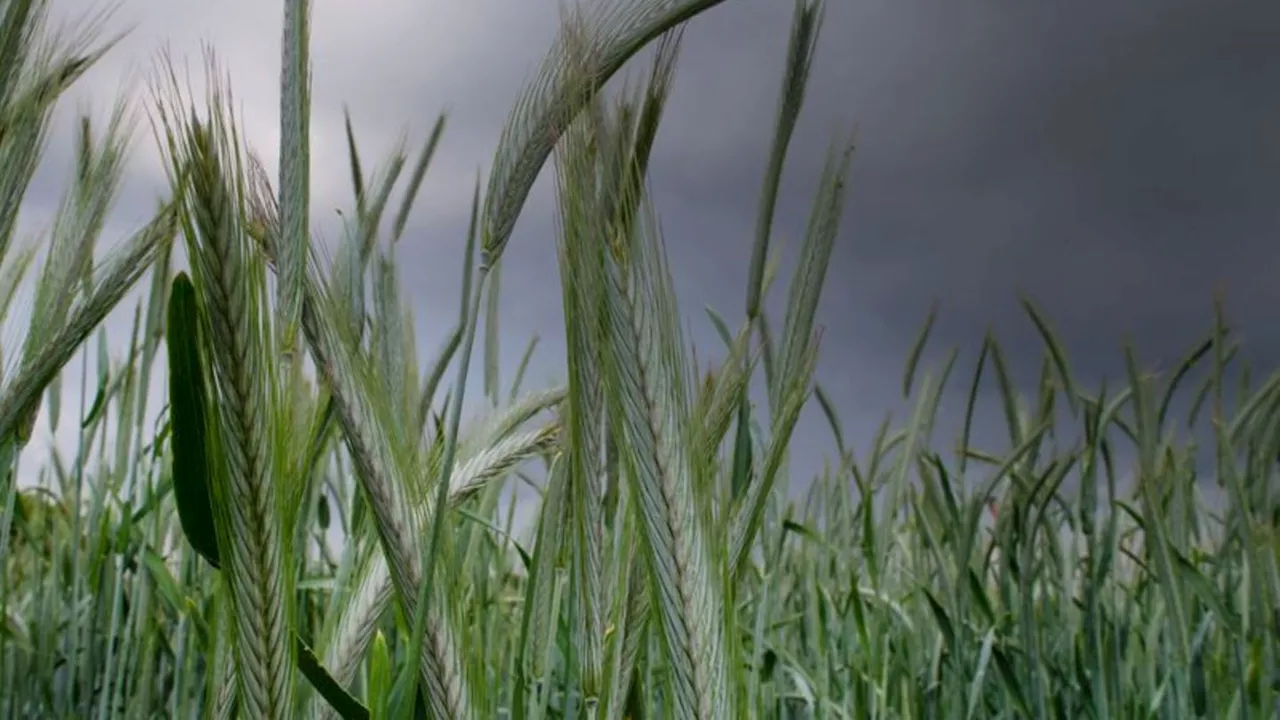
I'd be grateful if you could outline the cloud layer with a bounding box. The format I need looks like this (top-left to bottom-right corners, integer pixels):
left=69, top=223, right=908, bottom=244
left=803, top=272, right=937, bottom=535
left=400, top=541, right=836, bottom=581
left=22, top=0, right=1279, bottom=504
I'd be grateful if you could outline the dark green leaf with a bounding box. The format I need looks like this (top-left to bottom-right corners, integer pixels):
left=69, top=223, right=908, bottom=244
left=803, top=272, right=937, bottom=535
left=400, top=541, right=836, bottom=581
left=296, top=633, right=371, bottom=720
left=165, top=272, right=220, bottom=569
left=317, top=493, right=330, bottom=531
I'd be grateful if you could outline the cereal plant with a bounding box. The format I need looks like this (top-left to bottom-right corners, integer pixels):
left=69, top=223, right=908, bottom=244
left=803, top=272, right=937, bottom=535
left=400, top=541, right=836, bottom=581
left=1, top=0, right=1277, bottom=718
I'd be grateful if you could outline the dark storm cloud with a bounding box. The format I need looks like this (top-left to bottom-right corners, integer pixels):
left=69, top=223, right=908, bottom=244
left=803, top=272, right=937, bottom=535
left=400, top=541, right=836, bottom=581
left=597, top=0, right=1280, bottom=476
left=651, top=0, right=1280, bottom=359
left=25, top=0, right=1279, bottom=497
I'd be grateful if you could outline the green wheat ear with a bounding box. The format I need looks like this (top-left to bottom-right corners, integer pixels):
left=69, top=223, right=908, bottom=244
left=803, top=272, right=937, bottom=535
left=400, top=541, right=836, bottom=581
left=166, top=271, right=370, bottom=720
left=166, top=271, right=221, bottom=569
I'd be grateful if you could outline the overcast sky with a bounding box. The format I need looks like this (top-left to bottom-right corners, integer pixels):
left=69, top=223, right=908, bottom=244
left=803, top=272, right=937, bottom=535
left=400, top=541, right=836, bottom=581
left=18, top=0, right=1279, bottom=518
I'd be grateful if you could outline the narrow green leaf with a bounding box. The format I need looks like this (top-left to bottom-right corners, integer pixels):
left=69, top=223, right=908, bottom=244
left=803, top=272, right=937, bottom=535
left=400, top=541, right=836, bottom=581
left=1020, top=296, right=1078, bottom=415
left=391, top=113, right=447, bottom=244
left=296, top=635, right=370, bottom=720
left=813, top=383, right=844, bottom=456
left=165, top=272, right=220, bottom=569
left=903, top=301, right=938, bottom=399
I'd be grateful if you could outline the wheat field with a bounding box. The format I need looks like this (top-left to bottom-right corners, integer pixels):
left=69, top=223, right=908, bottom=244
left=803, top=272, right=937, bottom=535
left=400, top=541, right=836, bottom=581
left=0, top=0, right=1277, bottom=717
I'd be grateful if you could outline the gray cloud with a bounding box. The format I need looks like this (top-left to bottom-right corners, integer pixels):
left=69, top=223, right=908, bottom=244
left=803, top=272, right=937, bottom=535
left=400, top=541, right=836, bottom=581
left=641, top=0, right=1280, bottom=471
left=23, top=0, right=1279, bottom=501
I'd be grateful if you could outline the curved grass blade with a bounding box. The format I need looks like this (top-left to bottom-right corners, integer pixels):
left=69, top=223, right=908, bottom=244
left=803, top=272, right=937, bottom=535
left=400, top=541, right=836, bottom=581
left=745, top=0, right=824, bottom=324
left=296, top=635, right=369, bottom=720
left=482, top=0, right=739, bottom=267
left=165, top=272, right=220, bottom=569
left=902, top=301, right=938, bottom=399
left=391, top=113, right=446, bottom=244
left=1020, top=296, right=1078, bottom=415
